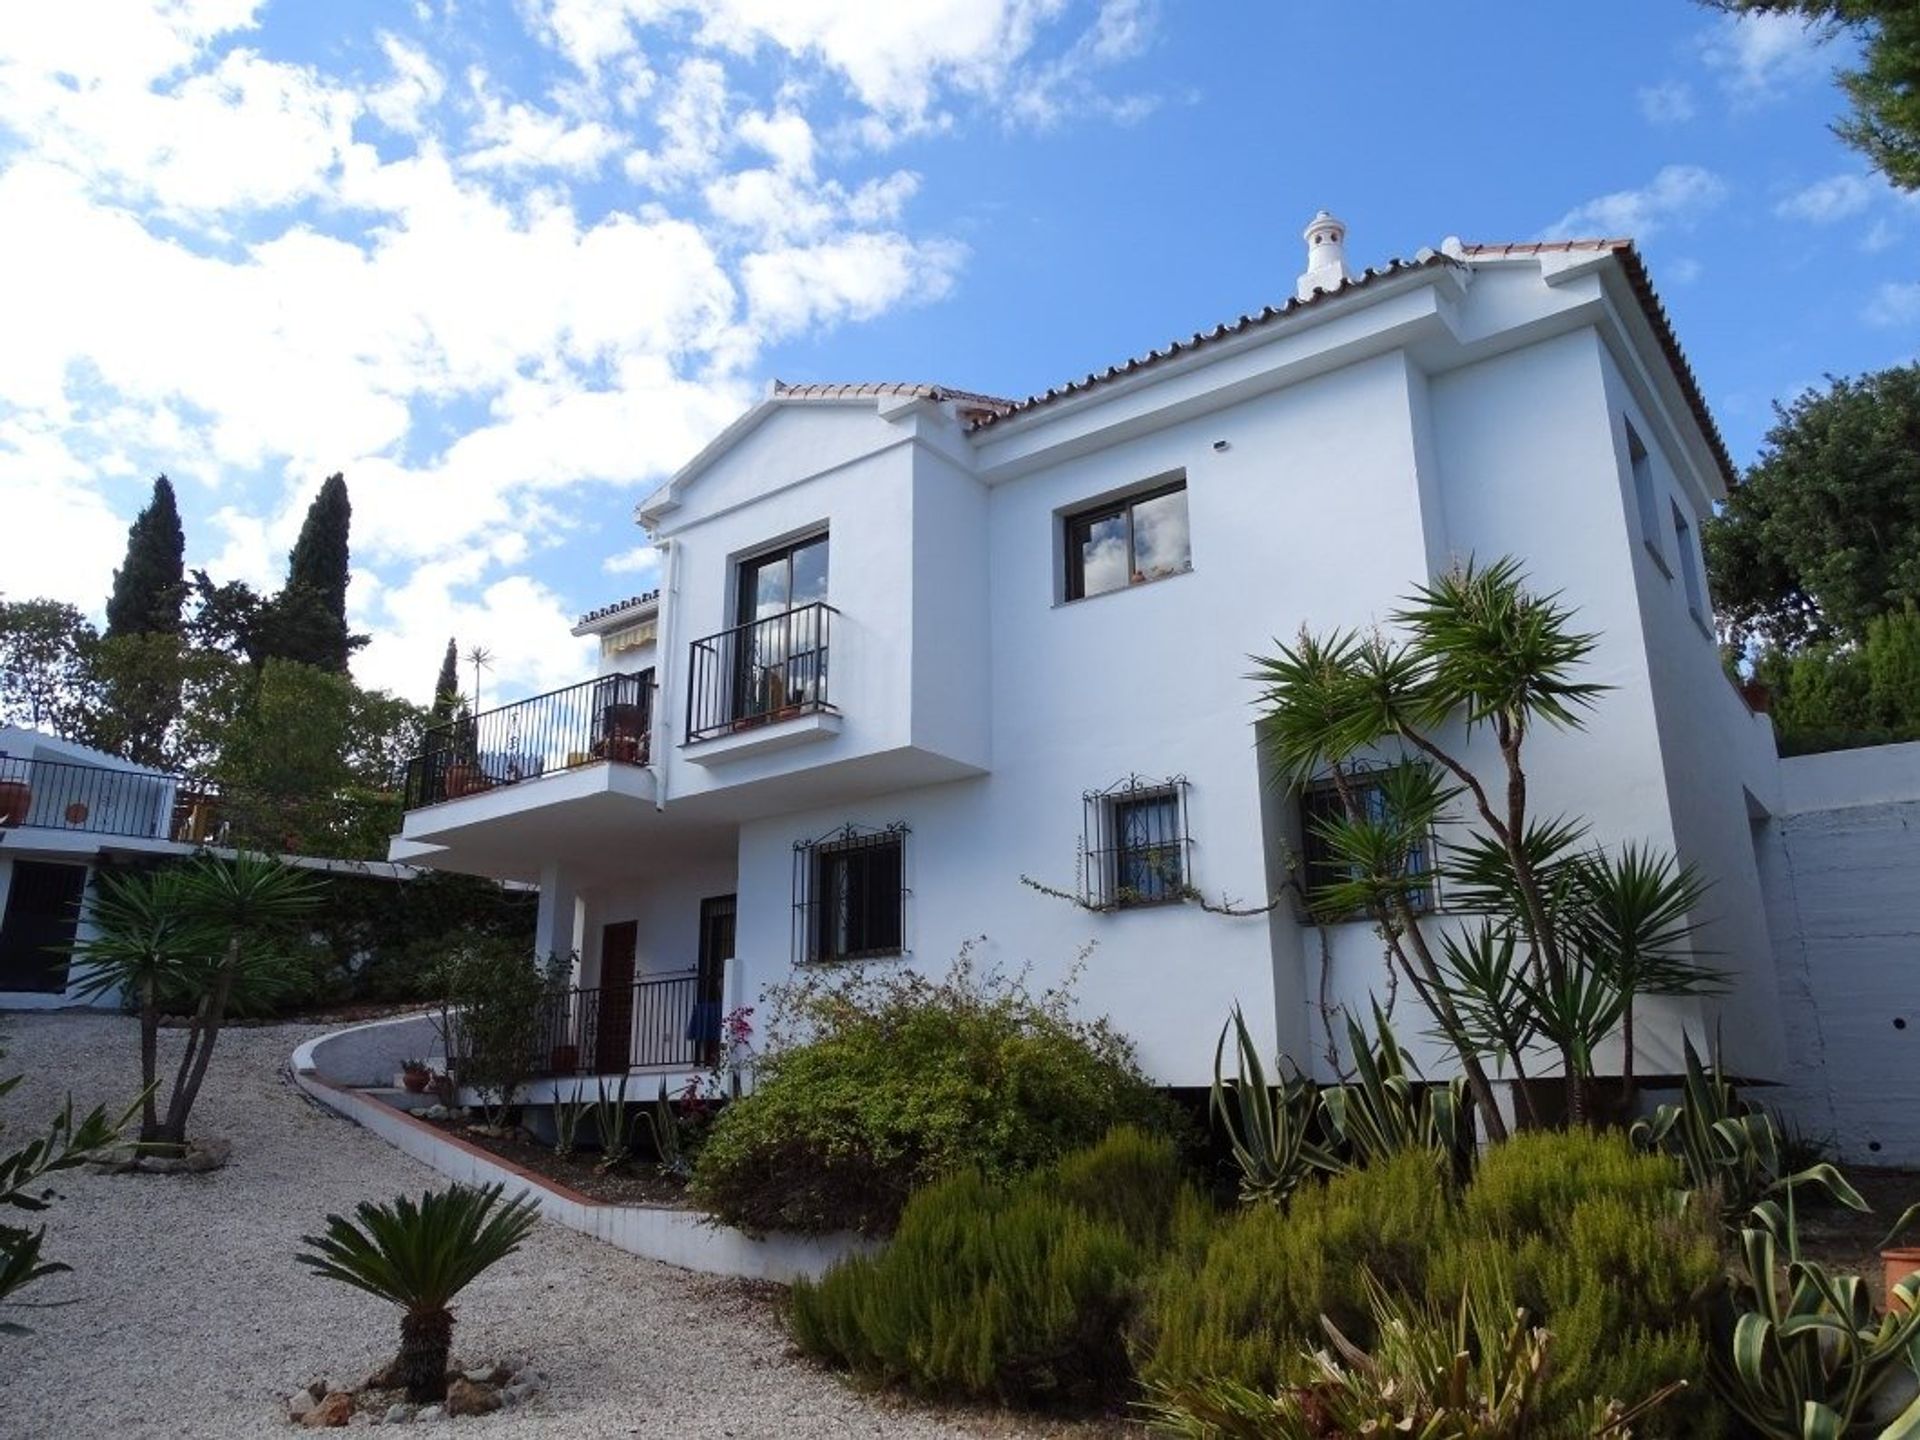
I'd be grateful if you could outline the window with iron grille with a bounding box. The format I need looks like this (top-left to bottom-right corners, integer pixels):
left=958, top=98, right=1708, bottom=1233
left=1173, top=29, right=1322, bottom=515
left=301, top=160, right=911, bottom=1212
left=1082, top=777, right=1190, bottom=908
left=794, top=823, right=908, bottom=962
left=1299, top=774, right=1435, bottom=920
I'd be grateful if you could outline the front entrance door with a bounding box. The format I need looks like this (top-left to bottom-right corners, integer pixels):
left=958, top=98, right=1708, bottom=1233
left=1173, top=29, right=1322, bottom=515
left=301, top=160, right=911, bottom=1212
left=694, top=895, right=735, bottom=1067
left=0, top=861, right=87, bottom=994
left=596, top=920, right=637, bottom=1074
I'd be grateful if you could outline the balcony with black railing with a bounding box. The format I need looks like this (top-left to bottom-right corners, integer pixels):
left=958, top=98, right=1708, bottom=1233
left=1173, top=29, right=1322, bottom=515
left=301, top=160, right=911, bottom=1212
left=685, top=602, right=836, bottom=745
left=402, top=671, right=655, bottom=811
left=442, top=971, right=716, bottom=1079
left=0, top=754, right=222, bottom=843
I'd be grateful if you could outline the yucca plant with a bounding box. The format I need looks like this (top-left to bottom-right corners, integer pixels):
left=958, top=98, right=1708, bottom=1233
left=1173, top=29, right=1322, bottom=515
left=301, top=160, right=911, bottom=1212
left=1320, top=1002, right=1475, bottom=1183
left=1632, top=1035, right=1867, bottom=1227
left=638, top=1079, right=685, bottom=1177
left=593, top=1075, right=635, bottom=1172
left=1709, top=1199, right=1920, bottom=1439
left=296, top=1182, right=541, bottom=1401
left=1211, top=1006, right=1341, bottom=1205
left=551, top=1093, right=588, bottom=1159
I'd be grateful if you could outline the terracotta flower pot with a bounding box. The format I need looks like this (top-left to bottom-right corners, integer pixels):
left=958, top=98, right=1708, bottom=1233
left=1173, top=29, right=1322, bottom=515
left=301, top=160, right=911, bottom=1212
left=444, top=761, right=480, bottom=798
left=1885, top=1248, right=1920, bottom=1313
left=401, top=1067, right=431, bottom=1094
left=0, top=777, right=30, bottom=827
left=550, top=1044, right=580, bottom=1074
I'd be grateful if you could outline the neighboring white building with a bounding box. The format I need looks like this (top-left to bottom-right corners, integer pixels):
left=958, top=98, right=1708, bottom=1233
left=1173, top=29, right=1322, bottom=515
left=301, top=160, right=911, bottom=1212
left=0, top=727, right=214, bottom=1007
left=386, top=217, right=1920, bottom=1159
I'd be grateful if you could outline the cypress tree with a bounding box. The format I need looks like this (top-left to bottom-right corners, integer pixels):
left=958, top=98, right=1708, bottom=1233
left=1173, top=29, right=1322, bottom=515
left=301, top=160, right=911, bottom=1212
left=430, top=638, right=459, bottom=723
left=266, top=472, right=359, bottom=672
left=105, top=475, right=187, bottom=639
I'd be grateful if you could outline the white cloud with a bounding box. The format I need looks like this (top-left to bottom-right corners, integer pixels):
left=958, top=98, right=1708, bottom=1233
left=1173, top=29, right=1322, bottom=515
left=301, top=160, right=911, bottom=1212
left=1775, top=173, right=1876, bottom=224
left=1699, top=11, right=1834, bottom=102
left=741, top=232, right=967, bottom=338
left=367, top=33, right=445, bottom=136
left=0, top=0, right=1157, bottom=705
left=461, top=77, right=623, bottom=175
left=1543, top=164, right=1729, bottom=242
left=1864, top=281, right=1920, bottom=329
left=1666, top=257, right=1703, bottom=285
left=1637, top=80, right=1695, bottom=125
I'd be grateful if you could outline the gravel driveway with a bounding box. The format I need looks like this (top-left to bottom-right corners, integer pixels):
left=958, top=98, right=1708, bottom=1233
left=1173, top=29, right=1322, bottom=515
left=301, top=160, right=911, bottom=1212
left=0, top=1012, right=1071, bottom=1439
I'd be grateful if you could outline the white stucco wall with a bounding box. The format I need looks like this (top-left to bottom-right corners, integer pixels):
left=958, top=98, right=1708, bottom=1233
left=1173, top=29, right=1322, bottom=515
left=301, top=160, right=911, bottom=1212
left=396, top=248, right=1879, bottom=1101
left=1758, top=743, right=1920, bottom=1166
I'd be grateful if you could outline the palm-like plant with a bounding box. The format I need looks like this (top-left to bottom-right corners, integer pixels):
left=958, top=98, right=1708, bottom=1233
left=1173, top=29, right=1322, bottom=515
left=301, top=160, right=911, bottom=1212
left=70, top=852, right=318, bottom=1147
left=1211, top=1006, right=1341, bottom=1204
left=296, top=1182, right=541, bottom=1402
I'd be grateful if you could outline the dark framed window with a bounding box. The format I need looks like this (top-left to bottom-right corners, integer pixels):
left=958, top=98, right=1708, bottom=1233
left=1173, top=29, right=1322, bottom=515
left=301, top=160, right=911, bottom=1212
left=1300, top=775, right=1435, bottom=921
left=1083, top=777, right=1190, bottom=908
left=794, top=823, right=907, bottom=962
left=1064, top=479, right=1191, bottom=601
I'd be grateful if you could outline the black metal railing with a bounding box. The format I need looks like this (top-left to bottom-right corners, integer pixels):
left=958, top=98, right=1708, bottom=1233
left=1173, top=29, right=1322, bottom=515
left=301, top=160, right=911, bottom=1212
left=530, top=972, right=711, bottom=1076
left=0, top=754, right=220, bottom=841
left=685, top=602, right=835, bottom=744
left=402, top=671, right=655, bottom=810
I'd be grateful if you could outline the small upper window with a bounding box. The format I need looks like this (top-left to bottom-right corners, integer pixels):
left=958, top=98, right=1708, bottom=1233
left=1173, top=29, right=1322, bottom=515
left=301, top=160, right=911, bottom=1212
left=1064, top=480, right=1191, bottom=601
left=1300, top=775, right=1435, bottom=922
left=1625, top=422, right=1665, bottom=570
left=1672, top=501, right=1708, bottom=625
left=1082, top=777, right=1190, bottom=908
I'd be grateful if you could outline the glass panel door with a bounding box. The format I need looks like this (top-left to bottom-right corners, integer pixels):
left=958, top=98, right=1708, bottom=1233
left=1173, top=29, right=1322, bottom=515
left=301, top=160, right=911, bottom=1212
left=734, top=535, right=828, bottom=722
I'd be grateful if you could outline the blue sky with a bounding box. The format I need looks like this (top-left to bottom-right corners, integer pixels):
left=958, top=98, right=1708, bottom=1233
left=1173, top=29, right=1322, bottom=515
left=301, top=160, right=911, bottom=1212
left=1, top=1, right=1914, bottom=706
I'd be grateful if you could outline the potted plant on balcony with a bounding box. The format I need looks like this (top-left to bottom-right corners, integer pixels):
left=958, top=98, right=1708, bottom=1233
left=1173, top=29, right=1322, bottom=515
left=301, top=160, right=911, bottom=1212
left=0, top=766, right=29, bottom=827
left=443, top=703, right=484, bottom=799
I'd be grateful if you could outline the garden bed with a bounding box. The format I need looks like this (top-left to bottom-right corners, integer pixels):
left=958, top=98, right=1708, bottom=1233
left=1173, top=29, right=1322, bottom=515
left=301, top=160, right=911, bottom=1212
left=419, top=1114, right=692, bottom=1207
left=1796, top=1165, right=1920, bottom=1284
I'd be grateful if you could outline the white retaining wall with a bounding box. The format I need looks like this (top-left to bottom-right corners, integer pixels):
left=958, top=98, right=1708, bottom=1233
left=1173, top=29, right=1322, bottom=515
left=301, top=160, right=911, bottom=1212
left=291, top=1018, right=867, bottom=1284
left=1760, top=743, right=1920, bottom=1167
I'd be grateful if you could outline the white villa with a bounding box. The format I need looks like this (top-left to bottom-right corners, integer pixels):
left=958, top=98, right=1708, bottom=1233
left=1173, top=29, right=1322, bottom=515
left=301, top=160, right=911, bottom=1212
left=385, top=215, right=1920, bottom=1164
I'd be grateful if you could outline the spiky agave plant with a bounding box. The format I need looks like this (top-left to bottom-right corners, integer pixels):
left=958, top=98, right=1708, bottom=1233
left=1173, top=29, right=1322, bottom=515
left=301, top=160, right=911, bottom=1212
left=296, top=1183, right=541, bottom=1401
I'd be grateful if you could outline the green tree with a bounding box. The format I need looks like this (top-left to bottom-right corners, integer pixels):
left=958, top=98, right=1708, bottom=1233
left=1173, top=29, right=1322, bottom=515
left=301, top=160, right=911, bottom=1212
left=1706, top=2, right=1920, bottom=190
left=1753, top=604, right=1920, bottom=752
left=430, top=637, right=459, bottom=725
left=103, top=475, right=187, bottom=640
left=67, top=853, right=319, bottom=1149
left=0, top=599, right=96, bottom=735
left=1254, top=559, right=1717, bottom=1134
left=263, top=473, right=364, bottom=672
left=78, top=632, right=249, bottom=773
left=214, top=659, right=423, bottom=857
left=1705, top=366, right=1920, bottom=651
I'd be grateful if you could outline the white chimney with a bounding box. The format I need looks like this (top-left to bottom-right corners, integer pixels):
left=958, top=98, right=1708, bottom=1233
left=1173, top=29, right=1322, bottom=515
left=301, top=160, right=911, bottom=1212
left=1297, top=209, right=1351, bottom=301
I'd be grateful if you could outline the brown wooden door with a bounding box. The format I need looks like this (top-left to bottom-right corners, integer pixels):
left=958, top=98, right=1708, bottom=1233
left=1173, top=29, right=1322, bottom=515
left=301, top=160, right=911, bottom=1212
left=596, top=921, right=637, bottom=1074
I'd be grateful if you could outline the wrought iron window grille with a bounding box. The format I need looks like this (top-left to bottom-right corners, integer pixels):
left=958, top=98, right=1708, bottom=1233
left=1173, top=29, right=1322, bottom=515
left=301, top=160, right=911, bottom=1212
left=792, top=822, right=909, bottom=963
left=1298, top=763, right=1439, bottom=922
left=1081, top=776, right=1191, bottom=910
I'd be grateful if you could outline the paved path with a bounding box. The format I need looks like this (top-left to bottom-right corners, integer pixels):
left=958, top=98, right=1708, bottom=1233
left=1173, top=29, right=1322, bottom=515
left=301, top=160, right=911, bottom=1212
left=0, top=1012, right=1049, bottom=1439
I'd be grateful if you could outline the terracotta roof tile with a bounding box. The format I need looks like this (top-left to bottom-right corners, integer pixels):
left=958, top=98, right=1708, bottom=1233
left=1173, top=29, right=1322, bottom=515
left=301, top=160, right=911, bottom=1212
left=574, top=589, right=659, bottom=629
left=968, top=239, right=1736, bottom=490
left=967, top=255, right=1453, bottom=432
left=771, top=379, right=1013, bottom=412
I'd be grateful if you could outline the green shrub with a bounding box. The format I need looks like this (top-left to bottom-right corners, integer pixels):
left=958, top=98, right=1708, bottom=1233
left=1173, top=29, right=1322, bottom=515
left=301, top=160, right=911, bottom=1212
left=790, top=1130, right=1204, bottom=1405
left=1443, top=1131, right=1724, bottom=1437
left=1136, top=1150, right=1448, bottom=1395
left=1138, top=1130, right=1725, bottom=1437
left=692, top=954, right=1178, bottom=1236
